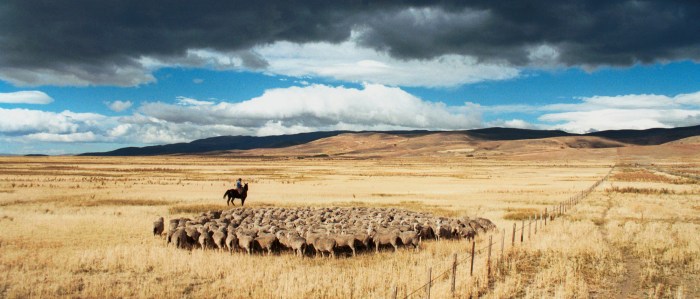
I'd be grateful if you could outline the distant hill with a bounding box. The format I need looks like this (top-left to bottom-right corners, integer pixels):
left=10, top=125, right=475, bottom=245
left=587, top=125, right=700, bottom=145
left=465, top=127, right=572, bottom=140
left=79, top=125, right=700, bottom=156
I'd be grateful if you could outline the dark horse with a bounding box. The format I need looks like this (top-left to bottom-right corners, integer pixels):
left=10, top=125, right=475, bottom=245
left=224, top=183, right=248, bottom=206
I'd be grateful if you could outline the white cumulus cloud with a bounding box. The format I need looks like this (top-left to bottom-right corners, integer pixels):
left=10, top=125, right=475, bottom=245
left=0, top=91, right=54, bottom=104
left=538, top=92, right=700, bottom=133
left=106, top=100, right=133, bottom=112
left=139, top=83, right=482, bottom=133
left=136, top=36, right=520, bottom=88
left=3, top=85, right=700, bottom=155
left=254, top=39, right=519, bottom=87
left=24, top=132, right=98, bottom=143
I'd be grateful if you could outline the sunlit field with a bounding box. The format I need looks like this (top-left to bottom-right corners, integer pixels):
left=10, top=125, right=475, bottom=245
left=0, top=153, right=698, bottom=298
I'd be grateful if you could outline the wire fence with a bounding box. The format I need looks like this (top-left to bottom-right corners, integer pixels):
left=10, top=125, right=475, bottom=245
left=642, top=164, right=700, bottom=180
left=395, top=165, right=615, bottom=299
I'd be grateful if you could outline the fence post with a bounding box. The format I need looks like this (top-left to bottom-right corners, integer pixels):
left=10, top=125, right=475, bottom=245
left=544, top=208, right=547, bottom=226
left=426, top=267, right=432, bottom=299
left=487, top=235, right=493, bottom=280
left=520, top=220, right=524, bottom=243
left=451, top=253, right=457, bottom=297
left=534, top=214, right=538, bottom=235
left=500, top=229, right=505, bottom=261
left=511, top=223, right=516, bottom=247
left=551, top=205, right=555, bottom=220
left=392, top=285, right=397, bottom=299
left=470, top=240, right=476, bottom=276
left=528, top=216, right=531, bottom=240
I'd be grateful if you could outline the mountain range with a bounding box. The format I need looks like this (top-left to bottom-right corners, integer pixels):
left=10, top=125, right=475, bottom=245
left=78, top=125, right=700, bottom=157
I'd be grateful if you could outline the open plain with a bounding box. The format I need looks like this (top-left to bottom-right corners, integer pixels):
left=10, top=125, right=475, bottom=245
left=0, top=141, right=699, bottom=298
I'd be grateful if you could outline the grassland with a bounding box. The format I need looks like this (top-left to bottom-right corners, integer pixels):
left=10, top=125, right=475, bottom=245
left=0, top=152, right=698, bottom=298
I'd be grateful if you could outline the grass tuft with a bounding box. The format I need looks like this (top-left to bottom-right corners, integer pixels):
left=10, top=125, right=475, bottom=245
left=502, top=208, right=540, bottom=220
left=605, top=186, right=675, bottom=195
left=71, top=199, right=172, bottom=207
left=168, top=203, right=224, bottom=215
left=612, top=169, right=696, bottom=184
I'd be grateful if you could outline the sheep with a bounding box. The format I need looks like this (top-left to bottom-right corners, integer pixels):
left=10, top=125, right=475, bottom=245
left=168, top=218, right=179, bottom=231
left=352, top=231, right=371, bottom=250
left=225, top=230, right=239, bottom=254
left=333, top=233, right=358, bottom=257
left=435, top=222, right=453, bottom=240
left=313, top=237, right=336, bottom=258
left=455, top=226, right=476, bottom=240
left=254, top=234, right=278, bottom=255
left=467, top=220, right=485, bottom=233
left=153, top=216, right=165, bottom=237
left=170, top=228, right=190, bottom=249
left=159, top=207, right=495, bottom=257
left=399, top=231, right=421, bottom=252
left=237, top=233, right=255, bottom=255
left=212, top=227, right=227, bottom=252
left=370, top=229, right=400, bottom=253
left=287, top=235, right=307, bottom=257
left=183, top=227, right=199, bottom=247
left=198, top=228, right=215, bottom=251
left=418, top=225, right=435, bottom=240
left=476, top=218, right=497, bottom=231
left=165, top=228, right=174, bottom=245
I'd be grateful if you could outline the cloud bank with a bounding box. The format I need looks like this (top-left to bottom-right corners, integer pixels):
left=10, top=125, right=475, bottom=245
left=1, top=86, right=699, bottom=154
left=106, top=100, right=133, bottom=112
left=538, top=91, right=700, bottom=133
left=2, top=1, right=700, bottom=86
left=0, top=91, right=53, bottom=104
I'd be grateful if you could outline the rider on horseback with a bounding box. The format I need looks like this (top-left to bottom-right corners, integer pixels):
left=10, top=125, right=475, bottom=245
left=236, top=178, right=243, bottom=194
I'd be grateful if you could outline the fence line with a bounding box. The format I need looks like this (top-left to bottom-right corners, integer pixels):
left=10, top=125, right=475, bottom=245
left=398, top=165, right=615, bottom=298
left=643, top=164, right=700, bottom=180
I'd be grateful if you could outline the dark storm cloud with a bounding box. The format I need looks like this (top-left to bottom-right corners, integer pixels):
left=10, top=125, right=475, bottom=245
left=1, top=0, right=699, bottom=86
left=358, top=1, right=700, bottom=66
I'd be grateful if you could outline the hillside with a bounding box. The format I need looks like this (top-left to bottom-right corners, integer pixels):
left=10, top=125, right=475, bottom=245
left=78, top=125, right=700, bottom=156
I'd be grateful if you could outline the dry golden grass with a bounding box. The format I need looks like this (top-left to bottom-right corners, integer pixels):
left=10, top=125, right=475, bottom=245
left=612, top=169, right=696, bottom=184
left=605, top=186, right=677, bottom=195
left=0, top=153, right=698, bottom=298
left=502, top=208, right=540, bottom=221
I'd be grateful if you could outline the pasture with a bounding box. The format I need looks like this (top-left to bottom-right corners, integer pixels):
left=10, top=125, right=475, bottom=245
left=0, top=153, right=698, bottom=298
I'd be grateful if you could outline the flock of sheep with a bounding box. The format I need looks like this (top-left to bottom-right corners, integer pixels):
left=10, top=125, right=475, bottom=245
left=153, top=207, right=496, bottom=257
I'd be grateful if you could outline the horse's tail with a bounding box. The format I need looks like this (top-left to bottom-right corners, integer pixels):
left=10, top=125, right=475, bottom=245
left=223, top=190, right=229, bottom=199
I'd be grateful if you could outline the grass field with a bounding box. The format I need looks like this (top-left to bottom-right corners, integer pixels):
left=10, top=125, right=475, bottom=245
left=0, top=153, right=698, bottom=298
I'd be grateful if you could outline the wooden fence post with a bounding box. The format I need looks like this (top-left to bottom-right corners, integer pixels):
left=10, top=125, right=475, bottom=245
left=426, top=267, right=432, bottom=299
left=470, top=240, right=476, bottom=276
left=511, top=223, right=516, bottom=247
left=500, top=229, right=505, bottom=260
left=487, top=235, right=493, bottom=279
left=533, top=214, right=540, bottom=236
left=451, top=253, right=457, bottom=297
left=520, top=220, right=524, bottom=243
left=551, top=205, right=555, bottom=220
left=392, top=285, right=397, bottom=299
left=528, top=216, right=531, bottom=240
left=544, top=208, right=547, bottom=226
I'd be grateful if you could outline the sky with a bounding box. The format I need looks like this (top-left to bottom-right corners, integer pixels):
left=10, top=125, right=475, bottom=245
left=1, top=1, right=700, bottom=155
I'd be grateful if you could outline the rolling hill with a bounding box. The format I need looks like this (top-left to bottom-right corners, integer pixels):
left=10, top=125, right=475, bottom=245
left=79, top=125, right=700, bottom=157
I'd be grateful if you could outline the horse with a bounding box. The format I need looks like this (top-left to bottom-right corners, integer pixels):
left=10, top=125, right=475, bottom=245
left=224, top=183, right=248, bottom=206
